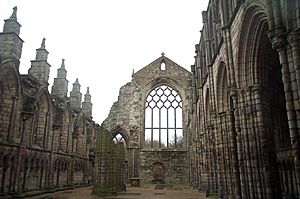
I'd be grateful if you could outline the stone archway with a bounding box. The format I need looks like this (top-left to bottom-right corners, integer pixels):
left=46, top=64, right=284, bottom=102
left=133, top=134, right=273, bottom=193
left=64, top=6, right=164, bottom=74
left=236, top=4, right=293, bottom=198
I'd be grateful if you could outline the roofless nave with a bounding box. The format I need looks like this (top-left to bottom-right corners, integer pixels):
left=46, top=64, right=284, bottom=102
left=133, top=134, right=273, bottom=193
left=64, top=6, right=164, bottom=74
left=1, top=0, right=300, bottom=198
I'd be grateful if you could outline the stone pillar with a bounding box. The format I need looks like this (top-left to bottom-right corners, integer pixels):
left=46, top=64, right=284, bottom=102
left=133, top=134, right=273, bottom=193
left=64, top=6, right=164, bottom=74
left=288, top=31, right=300, bottom=122
left=271, top=31, right=300, bottom=195
left=252, top=86, right=282, bottom=199
left=228, top=90, right=241, bottom=199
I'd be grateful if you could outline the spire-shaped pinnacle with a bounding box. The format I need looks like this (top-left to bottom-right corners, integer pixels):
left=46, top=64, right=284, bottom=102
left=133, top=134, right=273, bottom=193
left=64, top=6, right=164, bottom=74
left=70, top=78, right=82, bottom=111
left=3, top=6, right=21, bottom=35
left=34, top=38, right=49, bottom=61
left=61, top=59, right=65, bottom=69
left=82, top=86, right=92, bottom=117
left=10, top=6, right=17, bottom=20
left=40, top=38, right=46, bottom=49
left=83, top=87, right=91, bottom=102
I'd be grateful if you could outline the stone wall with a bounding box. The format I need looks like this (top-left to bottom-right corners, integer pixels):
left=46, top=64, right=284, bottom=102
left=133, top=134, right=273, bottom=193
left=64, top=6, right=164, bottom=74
left=140, top=150, right=188, bottom=184
left=0, top=8, right=98, bottom=198
left=190, top=0, right=300, bottom=198
left=102, top=54, right=192, bottom=184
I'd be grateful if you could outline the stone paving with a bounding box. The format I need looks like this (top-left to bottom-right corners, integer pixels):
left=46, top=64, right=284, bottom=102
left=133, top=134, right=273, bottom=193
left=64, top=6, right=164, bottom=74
left=50, top=184, right=209, bottom=199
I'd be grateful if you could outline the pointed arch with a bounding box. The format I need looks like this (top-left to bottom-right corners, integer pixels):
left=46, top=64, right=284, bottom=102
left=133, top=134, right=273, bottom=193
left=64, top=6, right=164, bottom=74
left=216, top=61, right=228, bottom=113
left=73, top=113, right=87, bottom=156
left=58, top=102, right=72, bottom=152
left=144, top=84, right=183, bottom=149
left=235, top=3, right=291, bottom=198
left=33, top=88, right=52, bottom=148
left=111, top=127, right=129, bottom=147
left=0, top=61, right=21, bottom=142
left=236, top=5, right=268, bottom=87
left=141, top=77, right=188, bottom=149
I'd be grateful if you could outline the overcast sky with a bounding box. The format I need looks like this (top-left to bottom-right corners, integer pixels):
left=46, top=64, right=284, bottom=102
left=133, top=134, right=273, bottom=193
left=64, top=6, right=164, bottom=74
left=0, top=0, right=209, bottom=124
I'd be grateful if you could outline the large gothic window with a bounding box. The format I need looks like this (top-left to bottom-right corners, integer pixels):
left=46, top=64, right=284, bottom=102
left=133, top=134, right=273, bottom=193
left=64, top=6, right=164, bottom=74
left=144, top=85, right=183, bottom=148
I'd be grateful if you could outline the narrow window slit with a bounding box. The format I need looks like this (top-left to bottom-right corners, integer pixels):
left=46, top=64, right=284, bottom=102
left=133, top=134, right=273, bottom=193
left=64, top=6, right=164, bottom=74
left=160, top=62, right=166, bottom=71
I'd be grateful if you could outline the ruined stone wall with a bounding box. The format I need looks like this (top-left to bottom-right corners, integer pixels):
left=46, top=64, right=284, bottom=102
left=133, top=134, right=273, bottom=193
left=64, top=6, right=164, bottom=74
left=140, top=150, right=188, bottom=184
left=190, top=0, right=300, bottom=198
left=102, top=54, right=192, bottom=184
left=0, top=9, right=98, bottom=197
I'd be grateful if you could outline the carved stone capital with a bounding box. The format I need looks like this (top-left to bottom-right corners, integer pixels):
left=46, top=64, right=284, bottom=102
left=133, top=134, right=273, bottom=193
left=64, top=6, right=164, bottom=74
left=288, top=29, right=300, bottom=48
left=268, top=28, right=287, bottom=50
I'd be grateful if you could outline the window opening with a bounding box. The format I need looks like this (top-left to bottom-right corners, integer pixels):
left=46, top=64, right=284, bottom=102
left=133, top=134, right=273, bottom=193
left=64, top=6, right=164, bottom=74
left=113, top=133, right=126, bottom=146
left=160, top=62, right=166, bottom=71
left=144, top=85, right=183, bottom=148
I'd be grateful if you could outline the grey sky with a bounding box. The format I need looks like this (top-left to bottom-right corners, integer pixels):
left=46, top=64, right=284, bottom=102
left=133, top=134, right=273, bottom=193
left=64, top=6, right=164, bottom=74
left=0, top=0, right=209, bottom=124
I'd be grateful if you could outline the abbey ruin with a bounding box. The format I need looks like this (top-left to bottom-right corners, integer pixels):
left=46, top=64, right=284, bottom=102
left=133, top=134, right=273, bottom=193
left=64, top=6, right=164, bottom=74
left=1, top=0, right=300, bottom=198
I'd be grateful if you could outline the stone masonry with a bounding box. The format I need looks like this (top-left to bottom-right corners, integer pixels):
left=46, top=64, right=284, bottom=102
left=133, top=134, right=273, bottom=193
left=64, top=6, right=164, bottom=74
left=0, top=7, right=98, bottom=198
left=102, top=54, right=192, bottom=185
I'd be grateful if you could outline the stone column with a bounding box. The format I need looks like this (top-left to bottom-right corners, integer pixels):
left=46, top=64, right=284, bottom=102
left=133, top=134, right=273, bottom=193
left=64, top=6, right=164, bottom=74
left=252, top=85, right=282, bottom=199
left=288, top=30, right=300, bottom=121
left=228, top=89, right=241, bottom=199
left=271, top=32, right=300, bottom=195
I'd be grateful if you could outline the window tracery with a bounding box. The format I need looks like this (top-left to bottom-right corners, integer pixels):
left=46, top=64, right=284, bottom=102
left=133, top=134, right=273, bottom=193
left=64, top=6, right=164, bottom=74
left=144, top=85, right=183, bottom=148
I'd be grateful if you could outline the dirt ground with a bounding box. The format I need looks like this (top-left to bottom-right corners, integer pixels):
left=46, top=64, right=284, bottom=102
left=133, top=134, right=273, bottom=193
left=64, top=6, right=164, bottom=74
left=50, top=184, right=209, bottom=199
